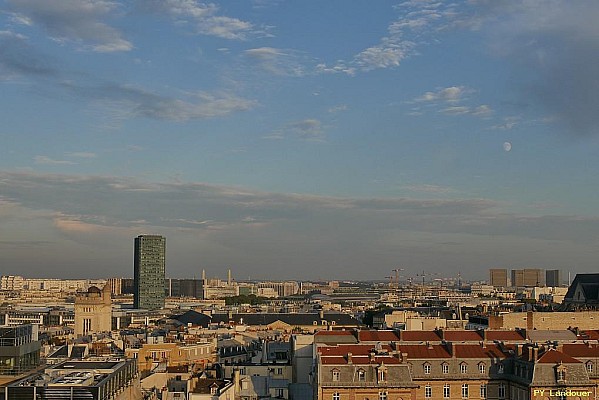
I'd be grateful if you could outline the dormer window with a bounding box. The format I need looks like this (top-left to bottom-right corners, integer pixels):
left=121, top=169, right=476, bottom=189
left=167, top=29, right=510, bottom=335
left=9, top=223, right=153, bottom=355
left=332, top=369, right=340, bottom=381
left=478, top=362, right=485, bottom=374
left=497, top=363, right=504, bottom=374
left=460, top=362, right=468, bottom=374
left=357, top=369, right=366, bottom=381
left=586, top=361, right=593, bottom=374
left=423, top=362, right=431, bottom=374
left=377, top=365, right=387, bottom=382
left=210, top=385, right=218, bottom=395
left=556, top=365, right=566, bottom=382
left=442, top=363, right=449, bottom=374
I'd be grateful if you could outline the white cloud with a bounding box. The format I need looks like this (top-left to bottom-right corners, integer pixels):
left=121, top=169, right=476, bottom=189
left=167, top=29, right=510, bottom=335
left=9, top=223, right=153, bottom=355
left=34, top=156, right=75, bottom=165
left=139, top=0, right=263, bottom=41
left=7, top=0, right=132, bottom=52
left=416, top=86, right=471, bottom=103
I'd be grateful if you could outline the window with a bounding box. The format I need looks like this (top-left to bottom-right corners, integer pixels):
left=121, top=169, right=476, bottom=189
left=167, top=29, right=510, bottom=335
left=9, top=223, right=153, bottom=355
left=377, top=367, right=387, bottom=382
left=557, top=368, right=566, bottom=381
left=497, top=363, right=504, bottom=374
left=478, top=363, right=485, bottom=374
left=333, top=393, right=340, bottom=400
left=332, top=369, right=340, bottom=381
left=443, top=384, right=450, bottom=399
left=587, top=361, right=593, bottom=373
left=425, top=385, right=432, bottom=398
left=277, top=368, right=283, bottom=375
left=379, top=392, right=387, bottom=400
left=460, top=363, right=468, bottom=374
left=461, top=384, right=469, bottom=399
left=424, top=363, right=431, bottom=374
left=211, top=386, right=218, bottom=395
left=357, top=369, right=366, bottom=381
left=442, top=363, right=449, bottom=374
left=498, top=383, right=505, bottom=399
left=277, top=389, right=284, bottom=398
left=480, top=384, right=487, bottom=399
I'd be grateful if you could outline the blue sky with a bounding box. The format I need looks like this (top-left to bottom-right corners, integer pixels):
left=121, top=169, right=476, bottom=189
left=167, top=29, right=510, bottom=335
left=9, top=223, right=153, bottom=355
left=1, top=0, right=599, bottom=281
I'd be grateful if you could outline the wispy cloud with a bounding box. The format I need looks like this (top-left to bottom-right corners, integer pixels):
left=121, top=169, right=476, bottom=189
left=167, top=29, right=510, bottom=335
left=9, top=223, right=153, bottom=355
left=60, top=82, right=257, bottom=121
left=7, top=0, right=132, bottom=52
left=244, top=47, right=306, bottom=77
left=67, top=152, right=97, bottom=159
left=0, top=30, right=57, bottom=79
left=137, top=0, right=265, bottom=40
left=317, top=1, right=459, bottom=74
left=287, top=119, right=325, bottom=141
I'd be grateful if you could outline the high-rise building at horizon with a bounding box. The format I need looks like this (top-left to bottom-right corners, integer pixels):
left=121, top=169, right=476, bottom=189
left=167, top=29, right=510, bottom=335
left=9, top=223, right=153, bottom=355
left=546, top=269, right=562, bottom=287
left=511, top=268, right=545, bottom=287
left=134, top=235, right=166, bottom=310
left=489, top=268, right=508, bottom=287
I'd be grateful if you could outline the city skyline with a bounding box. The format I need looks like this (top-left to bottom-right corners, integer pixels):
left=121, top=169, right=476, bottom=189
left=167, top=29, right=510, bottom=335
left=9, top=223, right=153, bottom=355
left=1, top=1, right=599, bottom=280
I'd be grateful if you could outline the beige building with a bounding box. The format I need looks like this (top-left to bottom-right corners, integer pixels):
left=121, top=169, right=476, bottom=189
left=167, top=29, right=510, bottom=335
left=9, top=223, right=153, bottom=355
left=126, top=341, right=216, bottom=373
left=74, top=285, right=112, bottom=336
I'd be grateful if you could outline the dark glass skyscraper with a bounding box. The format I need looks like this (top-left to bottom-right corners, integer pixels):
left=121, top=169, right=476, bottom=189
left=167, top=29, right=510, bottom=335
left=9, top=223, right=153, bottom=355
left=134, top=235, right=166, bottom=310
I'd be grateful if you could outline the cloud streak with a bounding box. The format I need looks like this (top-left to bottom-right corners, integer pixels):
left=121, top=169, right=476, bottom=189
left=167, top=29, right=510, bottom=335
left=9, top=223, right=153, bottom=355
left=0, top=171, right=598, bottom=279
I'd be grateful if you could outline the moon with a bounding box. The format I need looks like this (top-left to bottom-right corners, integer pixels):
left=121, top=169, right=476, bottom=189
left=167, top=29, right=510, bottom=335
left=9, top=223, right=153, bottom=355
left=503, top=141, right=512, bottom=152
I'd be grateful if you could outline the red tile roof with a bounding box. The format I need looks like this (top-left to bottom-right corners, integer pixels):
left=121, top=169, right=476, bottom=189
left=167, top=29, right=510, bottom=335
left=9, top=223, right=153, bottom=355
left=359, top=330, right=400, bottom=342
left=578, top=330, right=599, bottom=340
left=562, top=343, right=599, bottom=358
left=315, top=330, right=355, bottom=336
left=399, top=331, right=442, bottom=342
left=397, top=344, right=450, bottom=359
left=321, top=355, right=401, bottom=365
left=443, top=331, right=483, bottom=342
left=318, top=344, right=393, bottom=356
left=453, top=344, right=508, bottom=359
left=485, top=330, right=525, bottom=341
left=537, top=349, right=581, bottom=364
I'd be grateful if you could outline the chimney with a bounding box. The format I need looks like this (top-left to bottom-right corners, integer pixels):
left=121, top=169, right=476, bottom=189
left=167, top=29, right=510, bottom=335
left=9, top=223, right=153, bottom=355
left=401, top=352, right=408, bottom=363
left=480, top=341, right=486, bottom=349
left=532, top=346, right=539, bottom=361
left=479, top=329, right=486, bottom=341
left=516, top=344, right=523, bottom=357
left=228, top=310, right=233, bottom=320
left=426, top=341, right=433, bottom=350
left=369, top=352, right=376, bottom=363
left=319, top=310, right=324, bottom=319
left=347, top=352, right=352, bottom=364
left=446, top=341, right=455, bottom=357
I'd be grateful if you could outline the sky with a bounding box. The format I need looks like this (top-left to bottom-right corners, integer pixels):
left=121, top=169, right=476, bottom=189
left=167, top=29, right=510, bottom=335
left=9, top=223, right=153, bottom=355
left=1, top=0, right=599, bottom=281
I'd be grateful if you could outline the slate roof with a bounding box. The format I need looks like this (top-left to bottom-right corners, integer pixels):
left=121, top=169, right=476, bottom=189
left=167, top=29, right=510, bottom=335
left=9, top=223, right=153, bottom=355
left=172, top=310, right=212, bottom=327
left=190, top=378, right=231, bottom=394
left=527, top=330, right=577, bottom=343
left=565, top=273, right=599, bottom=301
